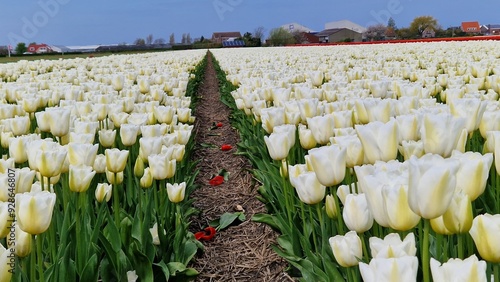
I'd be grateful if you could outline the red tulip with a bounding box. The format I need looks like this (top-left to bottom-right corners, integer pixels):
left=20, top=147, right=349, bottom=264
left=216, top=122, right=223, bottom=127
left=209, top=175, right=224, bottom=186
left=221, top=144, right=232, bottom=151
left=194, top=226, right=216, bottom=241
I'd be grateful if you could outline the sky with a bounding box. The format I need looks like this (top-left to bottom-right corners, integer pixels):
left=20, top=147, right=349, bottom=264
left=0, top=0, right=499, bottom=46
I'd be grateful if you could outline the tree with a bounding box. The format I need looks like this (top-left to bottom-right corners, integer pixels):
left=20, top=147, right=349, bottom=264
left=396, top=27, right=412, bottom=39
left=254, top=26, right=265, bottom=43
left=146, top=34, right=154, bottom=45
left=154, top=38, right=166, bottom=44
left=181, top=34, right=187, bottom=44
left=388, top=17, right=397, bottom=30
left=365, top=24, right=387, bottom=41
left=291, top=31, right=307, bottom=44
left=409, top=16, right=439, bottom=38
left=169, top=33, right=175, bottom=45
left=134, top=38, right=146, bottom=45
left=200, top=36, right=205, bottom=42
left=267, top=27, right=295, bottom=46
left=186, top=33, right=192, bottom=44
left=15, top=42, right=27, bottom=54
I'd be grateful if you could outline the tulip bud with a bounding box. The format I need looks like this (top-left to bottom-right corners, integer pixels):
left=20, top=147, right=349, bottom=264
left=99, top=129, right=116, bottom=148
left=140, top=168, right=153, bottom=188
left=0, top=203, right=13, bottom=238
left=15, top=224, right=32, bottom=258
left=15, top=191, right=56, bottom=235
left=105, top=148, right=129, bottom=173
left=106, top=169, right=124, bottom=185
left=149, top=222, right=164, bottom=245
left=343, top=194, right=373, bottom=233
left=264, top=132, right=291, bottom=161
left=166, top=182, right=186, bottom=203
left=36, top=149, right=67, bottom=178
left=308, top=145, right=347, bottom=187
left=298, top=124, right=317, bottom=150
left=0, top=243, right=13, bottom=281
left=293, top=171, right=326, bottom=205
left=430, top=216, right=453, bottom=235
left=408, top=154, right=459, bottom=219
left=134, top=157, right=144, bottom=178
left=469, top=214, right=500, bottom=263
left=329, top=231, right=362, bottom=267
left=325, top=195, right=338, bottom=219
left=95, top=183, right=112, bottom=203
left=69, top=165, right=96, bottom=193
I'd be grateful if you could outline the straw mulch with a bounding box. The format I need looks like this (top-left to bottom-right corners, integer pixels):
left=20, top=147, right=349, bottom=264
left=189, top=52, right=294, bottom=282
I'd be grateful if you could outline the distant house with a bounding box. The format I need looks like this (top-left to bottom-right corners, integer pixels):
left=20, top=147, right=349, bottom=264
left=482, top=24, right=500, bottom=35
left=385, top=27, right=397, bottom=40
left=300, top=32, right=320, bottom=44
left=211, top=32, right=242, bottom=44
left=27, top=43, right=53, bottom=54
left=422, top=27, right=436, bottom=38
left=316, top=28, right=363, bottom=43
left=461, top=21, right=481, bottom=34
left=324, top=20, right=367, bottom=34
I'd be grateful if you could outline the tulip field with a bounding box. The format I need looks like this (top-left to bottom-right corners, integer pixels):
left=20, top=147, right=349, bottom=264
left=211, top=41, right=500, bottom=282
left=0, top=50, right=208, bottom=281
left=1, top=40, right=500, bottom=281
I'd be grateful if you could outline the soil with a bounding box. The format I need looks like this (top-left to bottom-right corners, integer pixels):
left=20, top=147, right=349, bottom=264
left=188, top=52, right=293, bottom=282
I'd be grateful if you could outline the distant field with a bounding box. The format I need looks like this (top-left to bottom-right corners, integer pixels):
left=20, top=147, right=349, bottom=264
left=0, top=50, right=171, bottom=64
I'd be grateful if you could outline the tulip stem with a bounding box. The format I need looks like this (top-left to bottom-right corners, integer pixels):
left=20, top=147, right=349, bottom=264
left=308, top=205, right=318, bottom=252
left=360, top=232, right=369, bottom=263
left=112, top=178, right=120, bottom=230
left=457, top=233, right=464, bottom=259
left=37, top=234, right=45, bottom=282
left=280, top=167, right=293, bottom=230
left=31, top=235, right=36, bottom=282
left=422, top=219, right=431, bottom=282
left=153, top=180, right=160, bottom=218
left=331, top=187, right=344, bottom=235
left=494, top=263, right=499, bottom=282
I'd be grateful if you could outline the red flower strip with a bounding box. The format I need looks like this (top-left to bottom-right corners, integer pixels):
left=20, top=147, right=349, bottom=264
left=221, top=144, right=232, bottom=151
left=194, top=226, right=216, bottom=241
left=209, top=175, right=224, bottom=186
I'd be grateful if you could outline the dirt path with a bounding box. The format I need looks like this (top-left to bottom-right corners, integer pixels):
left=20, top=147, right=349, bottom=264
left=189, top=52, right=291, bottom=281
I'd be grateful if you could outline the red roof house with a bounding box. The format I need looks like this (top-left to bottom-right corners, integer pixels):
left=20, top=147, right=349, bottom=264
left=27, top=43, right=53, bottom=54
left=461, top=22, right=481, bottom=33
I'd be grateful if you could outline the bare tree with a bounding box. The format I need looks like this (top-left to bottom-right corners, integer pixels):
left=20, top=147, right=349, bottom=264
left=186, top=33, right=192, bottom=44
left=254, top=26, right=265, bottom=41
left=146, top=34, right=154, bottom=45
left=154, top=38, right=166, bottom=44
left=169, top=33, right=175, bottom=45
left=181, top=33, right=187, bottom=44
left=134, top=38, right=146, bottom=45
left=364, top=24, right=387, bottom=41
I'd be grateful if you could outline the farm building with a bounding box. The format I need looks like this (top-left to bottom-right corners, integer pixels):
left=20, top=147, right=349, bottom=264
left=316, top=28, right=363, bottom=43
left=211, top=32, right=242, bottom=44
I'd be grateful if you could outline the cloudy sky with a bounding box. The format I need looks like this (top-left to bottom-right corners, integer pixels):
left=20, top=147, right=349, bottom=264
left=1, top=0, right=498, bottom=46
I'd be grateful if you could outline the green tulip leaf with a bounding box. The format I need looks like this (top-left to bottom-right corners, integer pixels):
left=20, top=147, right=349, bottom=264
left=131, top=242, right=154, bottom=282
left=167, top=262, right=186, bottom=276
left=252, top=213, right=280, bottom=231
left=153, top=261, right=170, bottom=281
left=210, top=212, right=245, bottom=231
left=80, top=254, right=99, bottom=282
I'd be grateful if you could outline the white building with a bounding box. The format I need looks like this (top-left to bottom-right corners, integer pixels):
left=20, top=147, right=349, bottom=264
left=280, top=23, right=316, bottom=33
left=324, top=20, right=366, bottom=34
